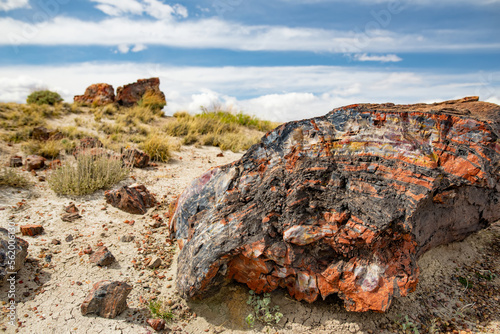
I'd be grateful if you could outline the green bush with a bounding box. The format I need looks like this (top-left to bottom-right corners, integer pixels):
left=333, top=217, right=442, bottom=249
left=245, top=291, right=283, bottom=328
left=48, top=149, right=130, bottom=195
left=27, top=90, right=63, bottom=106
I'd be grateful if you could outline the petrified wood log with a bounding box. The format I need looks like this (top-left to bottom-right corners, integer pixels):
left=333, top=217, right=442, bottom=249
left=170, top=97, right=500, bottom=312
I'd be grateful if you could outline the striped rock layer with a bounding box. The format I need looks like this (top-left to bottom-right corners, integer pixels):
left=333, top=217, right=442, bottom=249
left=170, top=97, right=500, bottom=312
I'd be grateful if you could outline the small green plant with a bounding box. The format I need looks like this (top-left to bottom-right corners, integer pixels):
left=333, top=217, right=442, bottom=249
left=148, top=300, right=174, bottom=322
left=0, top=167, right=30, bottom=188
left=245, top=291, right=283, bottom=328
left=27, top=90, right=63, bottom=106
left=457, top=276, right=473, bottom=289
left=47, top=149, right=130, bottom=195
left=396, top=315, right=420, bottom=334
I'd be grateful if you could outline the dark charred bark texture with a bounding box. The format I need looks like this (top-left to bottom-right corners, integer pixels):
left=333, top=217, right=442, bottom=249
left=170, top=98, right=500, bottom=312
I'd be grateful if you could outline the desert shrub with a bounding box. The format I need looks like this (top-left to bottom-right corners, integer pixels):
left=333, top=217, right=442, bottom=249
left=140, top=134, right=178, bottom=162
left=48, top=150, right=130, bottom=195
left=59, top=126, right=92, bottom=140
left=27, top=90, right=63, bottom=106
left=0, top=167, right=30, bottom=188
left=138, top=90, right=167, bottom=111
left=22, top=140, right=63, bottom=159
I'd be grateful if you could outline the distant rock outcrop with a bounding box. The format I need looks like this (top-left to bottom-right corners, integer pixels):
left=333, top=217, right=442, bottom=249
left=116, top=77, right=166, bottom=107
left=170, top=97, right=500, bottom=312
left=74, top=83, right=115, bottom=106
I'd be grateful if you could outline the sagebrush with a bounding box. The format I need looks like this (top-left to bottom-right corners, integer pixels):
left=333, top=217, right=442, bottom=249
left=48, top=149, right=130, bottom=195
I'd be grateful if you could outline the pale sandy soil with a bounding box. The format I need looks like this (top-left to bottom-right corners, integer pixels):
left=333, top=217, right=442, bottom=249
left=0, top=144, right=499, bottom=334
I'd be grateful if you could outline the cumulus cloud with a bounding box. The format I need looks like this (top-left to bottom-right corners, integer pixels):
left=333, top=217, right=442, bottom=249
left=90, top=0, right=188, bottom=20
left=353, top=53, right=402, bottom=62
left=0, top=0, right=30, bottom=11
left=0, top=63, right=498, bottom=122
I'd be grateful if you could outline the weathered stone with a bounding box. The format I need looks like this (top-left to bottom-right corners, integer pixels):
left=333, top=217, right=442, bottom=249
left=31, top=126, right=62, bottom=141
left=20, top=224, right=44, bottom=236
left=122, top=148, right=150, bottom=168
left=65, top=235, right=74, bottom=242
left=105, top=184, right=156, bottom=215
left=0, top=228, right=28, bottom=286
left=148, top=257, right=162, bottom=269
left=9, top=156, right=22, bottom=168
left=170, top=98, right=500, bottom=312
left=25, top=155, right=45, bottom=171
left=74, top=83, right=115, bottom=106
left=65, top=203, right=79, bottom=214
left=147, top=318, right=166, bottom=331
left=61, top=212, right=81, bottom=222
left=120, top=235, right=135, bottom=243
left=89, top=246, right=115, bottom=267
left=116, top=77, right=165, bottom=107
left=81, top=280, right=132, bottom=318
left=79, top=137, right=103, bottom=149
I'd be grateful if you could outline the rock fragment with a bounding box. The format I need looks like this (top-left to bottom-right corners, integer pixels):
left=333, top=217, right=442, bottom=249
left=122, top=148, right=150, bottom=168
left=20, top=224, right=44, bottom=236
left=25, top=155, right=45, bottom=171
left=89, top=246, right=115, bottom=267
left=147, top=318, right=166, bottom=331
left=81, top=280, right=132, bottom=318
left=0, top=228, right=28, bottom=286
left=9, top=156, right=22, bottom=168
left=105, top=184, right=156, bottom=215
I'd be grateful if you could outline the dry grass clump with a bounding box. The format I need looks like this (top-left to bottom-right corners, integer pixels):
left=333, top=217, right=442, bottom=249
left=22, top=140, right=64, bottom=159
left=138, top=91, right=167, bottom=111
left=140, top=134, right=179, bottom=162
left=48, top=149, right=130, bottom=196
left=0, top=167, right=30, bottom=188
left=164, top=107, right=276, bottom=152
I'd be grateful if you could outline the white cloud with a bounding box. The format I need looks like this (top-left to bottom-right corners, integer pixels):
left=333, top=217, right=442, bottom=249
left=353, top=53, right=402, bottom=62
left=117, top=44, right=130, bottom=53
left=0, top=63, right=498, bottom=122
left=0, top=0, right=30, bottom=11
left=1, top=16, right=498, bottom=54
left=90, top=0, right=188, bottom=20
left=131, top=43, right=147, bottom=52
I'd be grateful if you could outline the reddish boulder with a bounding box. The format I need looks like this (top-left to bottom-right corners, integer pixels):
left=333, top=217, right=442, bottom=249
left=81, top=280, right=132, bottom=318
left=170, top=97, right=500, bottom=312
left=116, top=77, right=166, bottom=107
left=31, top=127, right=63, bottom=141
left=105, top=184, right=156, bottom=215
left=74, top=83, right=115, bottom=106
left=122, top=148, right=150, bottom=168
left=9, top=156, right=22, bottom=167
left=25, top=155, right=45, bottom=171
left=20, top=224, right=44, bottom=236
left=89, top=246, right=115, bottom=267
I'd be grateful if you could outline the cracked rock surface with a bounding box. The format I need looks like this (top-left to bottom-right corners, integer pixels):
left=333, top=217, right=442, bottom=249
left=171, top=97, right=500, bottom=312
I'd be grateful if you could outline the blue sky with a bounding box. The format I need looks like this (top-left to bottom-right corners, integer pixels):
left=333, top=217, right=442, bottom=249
left=0, top=0, right=499, bottom=121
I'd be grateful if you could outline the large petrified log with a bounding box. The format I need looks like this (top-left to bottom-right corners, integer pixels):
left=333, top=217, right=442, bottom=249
left=170, top=97, right=500, bottom=312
